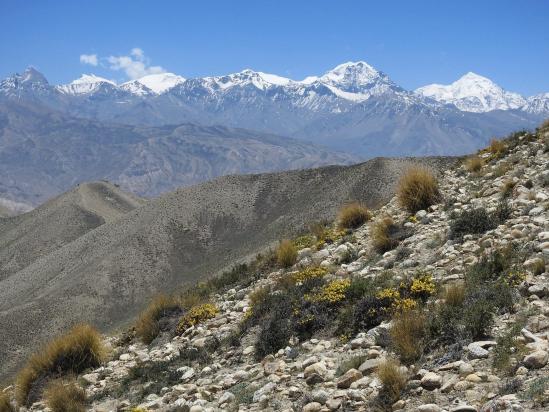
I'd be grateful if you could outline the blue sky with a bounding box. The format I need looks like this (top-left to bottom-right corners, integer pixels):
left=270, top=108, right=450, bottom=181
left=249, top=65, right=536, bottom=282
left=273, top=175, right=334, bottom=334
left=1, top=0, right=548, bottom=95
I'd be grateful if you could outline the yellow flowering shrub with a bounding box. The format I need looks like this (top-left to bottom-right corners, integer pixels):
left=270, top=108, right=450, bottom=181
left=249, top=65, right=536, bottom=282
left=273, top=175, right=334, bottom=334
left=392, top=298, right=418, bottom=312
left=409, top=273, right=436, bottom=298
left=305, top=279, right=351, bottom=303
left=177, top=303, right=219, bottom=333
left=376, top=287, right=400, bottom=300
left=504, top=270, right=526, bottom=287
left=293, top=234, right=315, bottom=249
left=293, top=266, right=328, bottom=284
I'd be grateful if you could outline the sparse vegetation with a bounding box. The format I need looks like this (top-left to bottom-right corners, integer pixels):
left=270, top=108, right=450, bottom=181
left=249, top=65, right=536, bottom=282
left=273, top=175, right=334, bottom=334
left=390, top=309, right=426, bottom=364
left=337, top=202, right=371, bottom=229
left=501, top=179, right=516, bottom=197
left=135, top=294, right=182, bottom=344
left=488, top=138, right=507, bottom=158
left=448, top=207, right=499, bottom=240
left=176, top=303, right=219, bottom=333
left=16, top=324, right=105, bottom=406
left=371, top=216, right=399, bottom=253
left=43, top=379, right=86, bottom=412
left=465, top=156, right=484, bottom=173
left=492, top=317, right=527, bottom=375
left=335, top=354, right=368, bottom=377
left=397, top=166, right=440, bottom=213
left=0, top=391, right=14, bottom=412
left=376, top=358, right=407, bottom=404
left=276, top=239, right=298, bottom=268
left=520, top=376, right=549, bottom=407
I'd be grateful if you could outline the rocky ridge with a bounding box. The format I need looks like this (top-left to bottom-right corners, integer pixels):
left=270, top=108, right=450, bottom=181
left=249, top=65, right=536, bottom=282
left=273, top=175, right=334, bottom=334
left=4, top=125, right=549, bottom=411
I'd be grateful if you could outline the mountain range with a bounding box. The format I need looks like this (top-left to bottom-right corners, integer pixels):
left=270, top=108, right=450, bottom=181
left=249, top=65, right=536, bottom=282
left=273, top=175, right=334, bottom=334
left=0, top=61, right=547, bottom=210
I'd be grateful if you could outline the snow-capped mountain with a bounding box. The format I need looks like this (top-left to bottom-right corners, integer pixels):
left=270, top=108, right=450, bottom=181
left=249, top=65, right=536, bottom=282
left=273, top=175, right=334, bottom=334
left=121, top=73, right=186, bottom=95
left=0, top=63, right=546, bottom=159
left=415, top=72, right=526, bottom=113
left=0, top=67, right=51, bottom=99
left=57, top=74, right=117, bottom=95
left=523, top=93, right=549, bottom=114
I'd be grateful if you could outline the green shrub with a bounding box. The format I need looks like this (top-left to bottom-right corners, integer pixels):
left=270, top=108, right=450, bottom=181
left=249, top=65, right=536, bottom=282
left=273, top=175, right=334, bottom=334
left=520, top=376, right=549, bottom=407
left=336, top=355, right=368, bottom=377
left=16, top=324, right=105, bottom=406
left=448, top=207, right=497, bottom=240
left=397, top=166, right=441, bottom=213
left=337, top=202, right=371, bottom=229
left=276, top=239, right=298, bottom=268
left=43, top=380, right=86, bottom=412
left=492, top=318, right=527, bottom=375
left=255, top=300, right=292, bottom=359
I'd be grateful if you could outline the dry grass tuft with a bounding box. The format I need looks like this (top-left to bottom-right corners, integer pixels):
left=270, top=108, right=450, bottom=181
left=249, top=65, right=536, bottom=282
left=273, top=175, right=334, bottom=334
left=443, top=283, right=466, bottom=307
left=488, top=138, right=507, bottom=158
left=135, top=294, right=182, bottom=344
left=390, top=310, right=426, bottom=364
left=337, top=202, right=371, bottom=229
left=377, top=358, right=407, bottom=403
left=0, top=390, right=14, bottom=412
left=276, top=239, right=298, bottom=268
left=501, top=179, right=516, bottom=197
left=371, top=216, right=399, bottom=253
left=16, top=324, right=105, bottom=406
left=397, top=167, right=440, bottom=213
left=465, top=156, right=484, bottom=173
left=43, top=380, right=86, bottom=412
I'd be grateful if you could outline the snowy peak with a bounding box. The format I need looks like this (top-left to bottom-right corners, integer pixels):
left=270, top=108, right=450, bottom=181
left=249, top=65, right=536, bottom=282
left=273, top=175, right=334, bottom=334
left=20, top=67, right=49, bottom=85
left=58, top=74, right=117, bottom=95
left=416, top=72, right=526, bottom=112
left=320, top=61, right=382, bottom=85
left=133, top=73, right=186, bottom=94
left=204, top=69, right=292, bottom=91
left=523, top=93, right=549, bottom=114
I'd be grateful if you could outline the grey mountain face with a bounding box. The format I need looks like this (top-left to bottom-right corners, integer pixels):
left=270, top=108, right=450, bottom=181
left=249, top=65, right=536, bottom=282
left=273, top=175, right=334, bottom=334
left=0, top=101, right=356, bottom=207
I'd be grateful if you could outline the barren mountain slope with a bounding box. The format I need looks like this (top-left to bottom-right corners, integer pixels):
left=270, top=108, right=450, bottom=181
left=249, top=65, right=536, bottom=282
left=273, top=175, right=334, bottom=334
left=0, top=181, right=144, bottom=281
left=0, top=156, right=457, bottom=380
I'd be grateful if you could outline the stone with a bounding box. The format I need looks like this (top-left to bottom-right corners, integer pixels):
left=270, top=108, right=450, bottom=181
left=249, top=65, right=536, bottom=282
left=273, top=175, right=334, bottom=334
left=243, top=345, right=254, bottom=355
left=303, top=402, right=323, bottom=412
left=465, top=373, right=482, bottom=383
left=451, top=406, right=477, bottom=412
left=468, top=343, right=489, bottom=359
left=326, top=398, right=342, bottom=411
left=304, top=362, right=327, bottom=378
left=459, top=362, right=474, bottom=376
left=523, top=350, right=548, bottom=369
left=336, top=368, right=362, bottom=389
left=421, top=372, right=442, bottom=390
left=359, top=358, right=381, bottom=374
left=417, top=404, right=442, bottom=412
left=218, top=391, right=235, bottom=405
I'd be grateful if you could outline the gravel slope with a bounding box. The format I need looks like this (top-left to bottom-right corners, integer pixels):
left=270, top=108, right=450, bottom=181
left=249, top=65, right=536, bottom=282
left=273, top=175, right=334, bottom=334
left=0, top=157, right=457, bottom=380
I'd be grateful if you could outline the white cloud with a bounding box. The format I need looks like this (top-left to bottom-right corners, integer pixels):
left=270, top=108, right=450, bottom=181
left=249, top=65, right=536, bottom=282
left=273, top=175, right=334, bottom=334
left=107, top=48, right=165, bottom=80
left=80, top=54, right=98, bottom=66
